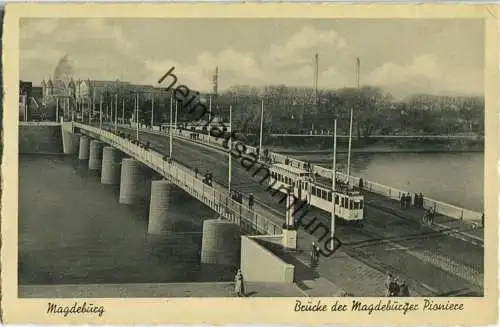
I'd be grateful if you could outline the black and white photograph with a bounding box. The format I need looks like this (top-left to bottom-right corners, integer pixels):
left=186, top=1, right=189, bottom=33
left=16, top=16, right=488, bottom=301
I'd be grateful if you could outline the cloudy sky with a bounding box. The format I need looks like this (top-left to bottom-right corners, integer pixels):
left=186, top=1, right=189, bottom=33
left=20, top=18, right=484, bottom=99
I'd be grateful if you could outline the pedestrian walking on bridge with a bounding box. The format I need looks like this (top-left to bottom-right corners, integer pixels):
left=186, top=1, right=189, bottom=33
left=248, top=193, right=254, bottom=210
left=398, top=279, right=410, bottom=297
left=311, top=242, right=318, bottom=265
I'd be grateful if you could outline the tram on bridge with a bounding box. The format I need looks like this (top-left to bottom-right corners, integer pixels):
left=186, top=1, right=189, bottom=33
left=268, top=163, right=364, bottom=224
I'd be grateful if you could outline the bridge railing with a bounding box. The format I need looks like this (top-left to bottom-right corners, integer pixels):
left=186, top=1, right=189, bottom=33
left=75, top=123, right=283, bottom=236
left=171, top=126, right=482, bottom=223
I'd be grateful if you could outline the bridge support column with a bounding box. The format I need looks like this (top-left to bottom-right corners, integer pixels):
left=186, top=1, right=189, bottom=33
left=101, top=146, right=121, bottom=184
left=61, top=126, right=77, bottom=155
left=201, top=219, right=241, bottom=266
left=88, top=140, right=104, bottom=170
left=119, top=158, right=143, bottom=204
left=147, top=180, right=180, bottom=235
left=78, top=136, right=90, bottom=160
left=283, top=191, right=298, bottom=250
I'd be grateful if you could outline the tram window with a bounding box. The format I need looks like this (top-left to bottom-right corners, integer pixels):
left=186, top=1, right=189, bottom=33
left=335, top=195, right=339, bottom=205
left=320, top=190, right=325, bottom=199
left=350, top=200, right=354, bottom=209
left=341, top=198, right=345, bottom=208
left=327, top=191, right=332, bottom=201
left=312, top=186, right=316, bottom=195
left=353, top=201, right=360, bottom=210
left=360, top=200, right=364, bottom=209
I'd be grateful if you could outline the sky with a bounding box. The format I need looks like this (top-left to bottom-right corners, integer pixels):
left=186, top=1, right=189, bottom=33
left=20, top=18, right=484, bottom=99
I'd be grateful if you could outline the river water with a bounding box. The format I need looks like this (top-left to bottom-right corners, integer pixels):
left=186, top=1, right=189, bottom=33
left=274, top=149, right=484, bottom=212
left=18, top=155, right=234, bottom=285
left=18, top=150, right=483, bottom=285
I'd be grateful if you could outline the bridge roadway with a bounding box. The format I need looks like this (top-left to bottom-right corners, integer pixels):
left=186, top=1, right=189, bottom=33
left=114, top=124, right=483, bottom=297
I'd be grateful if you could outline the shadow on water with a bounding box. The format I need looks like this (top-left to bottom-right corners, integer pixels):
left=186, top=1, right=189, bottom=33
left=19, top=155, right=237, bottom=285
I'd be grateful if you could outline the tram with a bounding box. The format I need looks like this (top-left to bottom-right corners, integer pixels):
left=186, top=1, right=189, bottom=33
left=268, top=163, right=364, bottom=223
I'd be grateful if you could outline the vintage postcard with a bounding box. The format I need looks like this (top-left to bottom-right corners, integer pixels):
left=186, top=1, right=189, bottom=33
left=1, top=2, right=498, bottom=325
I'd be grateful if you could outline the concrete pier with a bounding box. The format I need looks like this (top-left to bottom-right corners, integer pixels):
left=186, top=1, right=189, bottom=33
left=119, top=158, right=143, bottom=204
left=88, top=140, right=104, bottom=170
left=148, top=180, right=176, bottom=235
left=61, top=129, right=77, bottom=155
left=78, top=136, right=90, bottom=160
left=101, top=146, right=121, bottom=184
left=201, top=219, right=241, bottom=266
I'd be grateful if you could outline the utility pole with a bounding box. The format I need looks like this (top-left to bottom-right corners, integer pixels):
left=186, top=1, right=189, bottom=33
left=151, top=92, right=154, bottom=128
left=347, top=57, right=360, bottom=188
left=209, top=95, right=212, bottom=125
left=169, top=96, right=173, bottom=157
left=175, top=100, right=178, bottom=131
left=330, top=119, right=337, bottom=251
left=99, top=96, right=103, bottom=129
left=55, top=97, right=59, bottom=123
left=228, top=105, right=233, bottom=194
left=136, top=92, right=139, bottom=140
left=114, top=93, right=118, bottom=133
left=346, top=108, right=353, bottom=188
left=259, top=99, right=264, bottom=161
left=122, top=98, right=125, bottom=125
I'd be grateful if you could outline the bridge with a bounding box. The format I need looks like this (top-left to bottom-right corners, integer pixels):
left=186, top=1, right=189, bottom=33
left=34, top=119, right=484, bottom=297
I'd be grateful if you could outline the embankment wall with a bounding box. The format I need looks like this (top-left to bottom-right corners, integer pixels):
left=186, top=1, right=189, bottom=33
left=19, top=125, right=63, bottom=154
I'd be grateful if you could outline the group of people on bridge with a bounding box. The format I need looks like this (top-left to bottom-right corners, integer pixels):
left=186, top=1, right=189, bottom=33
left=400, top=192, right=425, bottom=210
left=385, top=272, right=410, bottom=297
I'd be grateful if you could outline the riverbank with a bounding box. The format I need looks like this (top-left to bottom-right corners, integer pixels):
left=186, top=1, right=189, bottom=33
left=243, top=135, right=484, bottom=153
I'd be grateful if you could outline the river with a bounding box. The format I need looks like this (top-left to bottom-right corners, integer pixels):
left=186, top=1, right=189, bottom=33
left=18, top=154, right=234, bottom=285
left=271, top=148, right=484, bottom=212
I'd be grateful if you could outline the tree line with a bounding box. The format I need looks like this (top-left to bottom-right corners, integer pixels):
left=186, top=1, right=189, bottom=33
left=52, top=83, right=485, bottom=138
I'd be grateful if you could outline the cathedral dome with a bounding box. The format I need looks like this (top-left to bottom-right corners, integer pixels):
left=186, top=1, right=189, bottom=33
left=52, top=55, right=75, bottom=96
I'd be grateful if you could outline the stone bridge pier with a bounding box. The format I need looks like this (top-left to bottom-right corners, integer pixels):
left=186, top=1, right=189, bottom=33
left=75, top=131, right=241, bottom=267
left=78, top=136, right=90, bottom=160
left=146, top=179, right=241, bottom=266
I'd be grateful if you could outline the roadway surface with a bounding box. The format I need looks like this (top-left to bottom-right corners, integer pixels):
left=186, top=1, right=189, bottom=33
left=115, top=125, right=484, bottom=297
